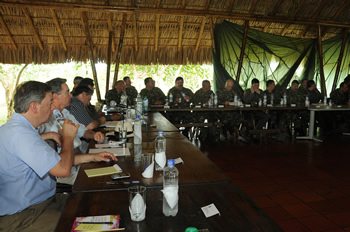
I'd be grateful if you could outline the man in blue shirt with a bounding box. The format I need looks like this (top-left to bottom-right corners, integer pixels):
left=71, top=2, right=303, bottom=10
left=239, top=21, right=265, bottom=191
left=0, top=81, right=116, bottom=231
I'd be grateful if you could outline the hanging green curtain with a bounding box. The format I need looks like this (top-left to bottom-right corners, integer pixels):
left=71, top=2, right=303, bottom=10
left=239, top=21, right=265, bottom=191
left=213, top=20, right=350, bottom=96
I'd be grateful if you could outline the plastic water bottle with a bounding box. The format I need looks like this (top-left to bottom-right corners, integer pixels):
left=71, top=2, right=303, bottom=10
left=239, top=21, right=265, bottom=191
left=169, top=93, right=173, bottom=103
left=163, top=159, right=179, bottom=216
left=213, top=94, right=218, bottom=106
left=155, top=131, right=166, bottom=171
left=305, top=95, right=310, bottom=107
left=136, top=93, right=142, bottom=116
left=134, top=115, right=142, bottom=145
left=283, top=93, right=287, bottom=106
left=271, top=93, right=274, bottom=106
left=143, top=96, right=149, bottom=113
left=258, top=98, right=262, bottom=107
left=120, top=93, right=127, bottom=106
left=263, top=93, right=267, bottom=106
left=324, top=95, right=327, bottom=106
left=234, top=93, right=238, bottom=106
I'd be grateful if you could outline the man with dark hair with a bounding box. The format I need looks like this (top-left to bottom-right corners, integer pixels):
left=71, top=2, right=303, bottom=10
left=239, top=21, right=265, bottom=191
left=71, top=76, right=83, bottom=94
left=243, top=78, right=269, bottom=130
left=0, top=81, right=79, bottom=231
left=105, top=80, right=127, bottom=106
left=68, top=86, right=106, bottom=129
left=78, top=78, right=94, bottom=89
left=264, top=79, right=280, bottom=105
left=330, top=82, right=349, bottom=105
left=140, top=77, right=166, bottom=106
left=298, top=79, right=308, bottom=96
left=306, top=80, right=323, bottom=104
left=194, top=80, right=213, bottom=105
left=123, top=76, right=138, bottom=105
left=167, top=76, right=194, bottom=107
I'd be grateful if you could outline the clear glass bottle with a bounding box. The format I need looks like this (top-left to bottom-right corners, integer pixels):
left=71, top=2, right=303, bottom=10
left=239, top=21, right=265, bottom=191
left=134, top=115, right=142, bottom=145
left=163, top=159, right=179, bottom=216
left=155, top=131, right=166, bottom=171
left=136, top=93, right=143, bottom=116
left=143, top=96, right=148, bottom=113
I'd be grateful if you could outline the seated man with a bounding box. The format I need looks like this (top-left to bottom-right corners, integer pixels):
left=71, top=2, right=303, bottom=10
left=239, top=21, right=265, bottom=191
left=243, top=78, right=269, bottom=130
left=330, top=82, right=349, bottom=105
left=105, top=80, right=128, bottom=106
left=68, top=86, right=106, bottom=130
left=0, top=81, right=117, bottom=232
left=124, top=76, right=138, bottom=105
left=216, top=79, right=243, bottom=138
left=78, top=78, right=120, bottom=121
left=306, top=80, right=323, bottom=104
left=298, top=79, right=308, bottom=96
left=71, top=76, right=83, bottom=94
left=140, top=77, right=166, bottom=106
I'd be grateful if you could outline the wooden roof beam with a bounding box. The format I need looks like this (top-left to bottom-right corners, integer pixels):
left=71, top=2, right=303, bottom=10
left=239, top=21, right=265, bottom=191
left=181, top=0, right=186, bottom=9
left=155, top=14, right=160, bottom=52
left=195, top=16, right=206, bottom=52
left=132, top=13, right=138, bottom=52
left=107, top=13, right=115, bottom=52
left=22, top=7, right=44, bottom=50
left=227, top=0, right=235, bottom=12
left=209, top=17, right=216, bottom=54
left=80, top=11, right=101, bottom=102
left=205, top=0, right=211, bottom=10
left=112, top=13, right=127, bottom=88
left=50, top=9, right=67, bottom=51
left=0, top=13, right=17, bottom=50
left=301, top=0, right=327, bottom=37
left=263, top=0, right=282, bottom=32
left=178, top=16, right=183, bottom=52
left=280, top=0, right=305, bottom=36
left=322, top=1, right=349, bottom=37
left=249, top=0, right=259, bottom=14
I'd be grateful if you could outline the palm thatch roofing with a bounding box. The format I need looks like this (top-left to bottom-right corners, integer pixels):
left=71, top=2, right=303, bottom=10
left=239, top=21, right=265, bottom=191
left=0, top=0, right=349, bottom=65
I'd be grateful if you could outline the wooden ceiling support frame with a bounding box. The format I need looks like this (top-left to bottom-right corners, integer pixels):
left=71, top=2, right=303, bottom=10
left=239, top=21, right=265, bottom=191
left=22, top=7, right=44, bottom=50
left=209, top=17, right=216, bottom=54
left=132, top=14, right=138, bottom=52
left=332, top=28, right=349, bottom=91
left=263, top=0, right=282, bottom=32
left=178, top=16, right=183, bottom=52
left=322, top=1, right=348, bottom=38
left=227, top=0, right=235, bottom=12
left=317, top=25, right=326, bottom=96
left=50, top=9, right=67, bottom=51
left=249, top=0, right=259, bottom=14
left=155, top=14, right=160, bottom=52
left=236, top=20, right=249, bottom=83
left=195, top=16, right=206, bottom=52
left=106, top=31, right=113, bottom=93
left=107, top=13, right=115, bottom=52
left=301, top=0, right=327, bottom=37
left=112, top=13, right=127, bottom=88
left=80, top=11, right=101, bottom=102
left=0, top=13, right=17, bottom=50
left=280, top=0, right=305, bottom=36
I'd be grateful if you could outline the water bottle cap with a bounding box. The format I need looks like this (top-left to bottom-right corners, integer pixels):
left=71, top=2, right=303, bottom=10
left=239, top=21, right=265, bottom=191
left=158, top=131, right=164, bottom=136
left=167, top=159, right=175, bottom=166
left=185, top=227, right=198, bottom=232
left=136, top=115, right=140, bottom=119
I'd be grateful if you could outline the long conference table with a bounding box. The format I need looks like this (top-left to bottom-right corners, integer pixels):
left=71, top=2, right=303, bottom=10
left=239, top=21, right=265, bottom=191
left=55, top=112, right=283, bottom=231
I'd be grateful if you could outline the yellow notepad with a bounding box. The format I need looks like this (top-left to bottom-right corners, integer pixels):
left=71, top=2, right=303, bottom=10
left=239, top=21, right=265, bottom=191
left=85, top=164, right=122, bottom=178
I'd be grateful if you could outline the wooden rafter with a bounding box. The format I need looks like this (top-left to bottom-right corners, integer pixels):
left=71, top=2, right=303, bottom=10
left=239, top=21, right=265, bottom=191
left=237, top=20, right=249, bottom=83
left=205, top=0, right=211, bottom=10
left=0, top=13, right=17, bottom=50
left=227, top=0, right=235, bottom=12
left=155, top=14, right=160, bottom=52
left=112, top=13, right=127, bottom=88
left=195, top=16, right=206, bottom=52
left=50, top=9, right=67, bottom=51
left=249, top=0, right=259, bottom=14
left=132, top=13, right=138, bottom=52
left=322, top=1, right=349, bottom=37
left=263, top=0, right=282, bottom=32
left=181, top=0, right=186, bottom=8
left=106, top=31, right=112, bottom=93
left=317, top=25, right=326, bottom=95
left=3, top=1, right=350, bottom=29
left=80, top=11, right=101, bottom=101
left=107, top=13, right=115, bottom=52
left=332, top=28, right=349, bottom=91
left=209, top=17, right=216, bottom=54
left=301, top=0, right=327, bottom=37
left=178, top=16, right=183, bottom=52
left=280, top=0, right=305, bottom=36
left=22, top=7, right=44, bottom=50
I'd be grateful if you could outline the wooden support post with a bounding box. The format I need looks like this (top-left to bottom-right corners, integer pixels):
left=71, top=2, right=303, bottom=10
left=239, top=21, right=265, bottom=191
left=317, top=25, right=326, bottom=96
left=81, top=11, right=101, bottom=102
left=178, top=16, right=183, bottom=52
left=50, top=9, right=67, bottom=51
left=155, top=14, right=160, bottom=52
left=0, top=13, right=17, bottom=50
left=112, top=13, right=127, bottom=88
left=332, top=28, right=349, bottom=91
left=195, top=16, right=206, bottom=52
left=107, top=13, right=115, bottom=52
left=132, top=13, right=138, bottom=52
left=209, top=17, right=216, bottom=54
left=22, top=7, right=44, bottom=51
left=106, top=31, right=113, bottom=93
left=236, top=21, right=249, bottom=83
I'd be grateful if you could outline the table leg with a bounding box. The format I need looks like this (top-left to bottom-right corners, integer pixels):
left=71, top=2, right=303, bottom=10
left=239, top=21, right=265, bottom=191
left=296, top=110, right=323, bottom=142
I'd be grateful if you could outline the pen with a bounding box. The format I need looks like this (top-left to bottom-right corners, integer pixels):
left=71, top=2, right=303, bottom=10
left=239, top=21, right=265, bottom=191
left=99, top=181, right=140, bottom=185
left=79, top=222, right=113, bottom=224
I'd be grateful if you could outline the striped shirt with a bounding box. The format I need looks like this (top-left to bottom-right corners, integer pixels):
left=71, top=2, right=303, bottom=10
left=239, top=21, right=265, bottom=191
left=67, top=97, right=93, bottom=127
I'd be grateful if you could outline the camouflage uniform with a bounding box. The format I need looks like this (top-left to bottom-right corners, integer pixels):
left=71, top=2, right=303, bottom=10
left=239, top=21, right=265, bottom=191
left=243, top=89, right=269, bottom=130
left=216, top=88, right=243, bottom=135
left=263, top=89, right=283, bottom=129
left=307, top=88, right=323, bottom=104
left=167, top=87, right=194, bottom=138
left=298, top=86, right=308, bottom=97
left=330, top=89, right=349, bottom=105
left=140, top=87, right=166, bottom=106
left=125, top=85, right=138, bottom=105
left=105, top=89, right=123, bottom=106
left=284, top=88, right=308, bottom=135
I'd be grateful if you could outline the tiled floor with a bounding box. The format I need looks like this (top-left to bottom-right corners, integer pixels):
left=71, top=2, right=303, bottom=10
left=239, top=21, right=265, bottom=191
left=194, top=135, right=350, bottom=232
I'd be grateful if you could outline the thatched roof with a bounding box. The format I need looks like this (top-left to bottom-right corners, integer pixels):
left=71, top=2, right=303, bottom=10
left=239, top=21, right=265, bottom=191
left=0, top=0, right=349, bottom=65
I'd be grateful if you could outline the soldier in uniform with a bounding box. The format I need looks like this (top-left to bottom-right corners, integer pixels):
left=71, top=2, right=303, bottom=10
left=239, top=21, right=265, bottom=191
left=105, top=80, right=127, bottom=106
left=216, top=79, right=243, bottom=138
left=330, top=82, right=349, bottom=105
left=140, top=77, right=166, bottom=106
left=243, top=78, right=269, bottom=130
left=123, top=76, right=138, bottom=105
left=167, top=77, right=194, bottom=138
left=306, top=80, right=323, bottom=104
left=298, top=79, right=308, bottom=96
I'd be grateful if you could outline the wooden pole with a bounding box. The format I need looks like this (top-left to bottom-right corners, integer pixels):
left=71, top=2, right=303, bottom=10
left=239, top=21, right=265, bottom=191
left=195, top=16, right=206, bottom=52
left=81, top=11, right=101, bottom=102
left=317, top=25, right=326, bottom=96
left=112, top=13, right=127, bottom=88
left=22, top=7, right=44, bottom=51
left=0, top=13, right=17, bottom=50
left=332, top=28, right=348, bottom=91
left=236, top=20, right=249, bottom=83
left=106, top=31, right=113, bottom=93
left=209, top=17, right=216, bottom=54
left=50, top=9, right=67, bottom=51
